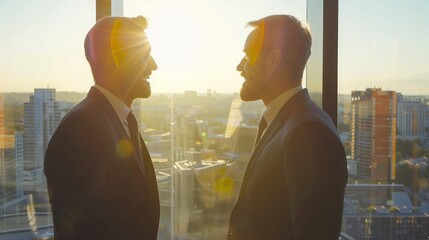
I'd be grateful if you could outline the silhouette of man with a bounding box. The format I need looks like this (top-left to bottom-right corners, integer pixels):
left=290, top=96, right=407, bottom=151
left=44, top=16, right=159, bottom=240
left=228, top=15, right=348, bottom=239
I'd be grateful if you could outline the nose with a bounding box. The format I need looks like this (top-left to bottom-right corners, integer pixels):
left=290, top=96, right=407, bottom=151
left=149, top=55, right=158, bottom=71
left=236, top=57, right=246, bottom=72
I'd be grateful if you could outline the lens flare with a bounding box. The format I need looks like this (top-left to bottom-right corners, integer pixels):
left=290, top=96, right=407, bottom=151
left=116, top=139, right=134, bottom=158
left=214, top=176, right=235, bottom=198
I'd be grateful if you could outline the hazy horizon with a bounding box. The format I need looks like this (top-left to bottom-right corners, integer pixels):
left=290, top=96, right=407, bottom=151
left=1, top=0, right=428, bottom=95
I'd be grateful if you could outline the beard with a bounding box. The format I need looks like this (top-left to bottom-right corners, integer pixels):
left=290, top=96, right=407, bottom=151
left=123, top=77, right=152, bottom=101
left=240, top=80, right=263, bottom=101
left=140, top=87, right=151, bottom=98
left=136, top=79, right=151, bottom=98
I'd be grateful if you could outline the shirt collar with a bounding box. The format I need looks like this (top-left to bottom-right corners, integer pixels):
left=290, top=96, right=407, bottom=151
left=263, top=86, right=303, bottom=124
left=93, top=84, right=131, bottom=124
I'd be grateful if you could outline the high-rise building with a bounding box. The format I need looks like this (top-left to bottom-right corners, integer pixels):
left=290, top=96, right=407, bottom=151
left=425, top=102, right=429, bottom=135
left=15, top=133, right=24, bottom=198
left=173, top=159, right=231, bottom=239
left=0, top=94, right=4, bottom=149
left=351, top=88, right=397, bottom=182
left=223, top=98, right=263, bottom=189
left=224, top=98, right=263, bottom=138
left=0, top=94, right=6, bottom=203
left=185, top=120, right=207, bottom=151
left=23, top=89, right=60, bottom=191
left=0, top=135, right=17, bottom=204
left=0, top=96, right=17, bottom=204
left=229, top=125, right=257, bottom=182
left=0, top=95, right=23, bottom=204
left=172, top=116, right=208, bottom=155
left=397, top=93, right=427, bottom=139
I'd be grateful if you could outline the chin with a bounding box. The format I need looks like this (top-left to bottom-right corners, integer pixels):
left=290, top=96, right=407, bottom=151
left=240, top=84, right=262, bottom=102
left=137, top=79, right=151, bottom=98
left=140, top=88, right=151, bottom=98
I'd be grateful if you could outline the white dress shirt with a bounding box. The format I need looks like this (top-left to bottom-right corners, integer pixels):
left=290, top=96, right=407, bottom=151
left=260, top=86, right=303, bottom=138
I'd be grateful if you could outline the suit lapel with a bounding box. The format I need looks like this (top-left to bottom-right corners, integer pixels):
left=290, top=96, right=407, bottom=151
left=238, top=89, right=310, bottom=196
left=139, top=136, right=160, bottom=204
left=254, top=89, right=310, bottom=152
left=88, top=88, right=160, bottom=209
left=87, top=87, right=147, bottom=178
left=238, top=115, right=284, bottom=196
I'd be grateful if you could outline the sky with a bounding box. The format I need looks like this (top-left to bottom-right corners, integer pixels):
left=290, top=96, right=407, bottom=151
left=338, top=0, right=429, bottom=95
left=0, top=0, right=428, bottom=95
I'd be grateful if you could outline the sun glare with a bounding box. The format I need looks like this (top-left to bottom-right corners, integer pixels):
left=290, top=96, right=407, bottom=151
left=145, top=5, right=203, bottom=72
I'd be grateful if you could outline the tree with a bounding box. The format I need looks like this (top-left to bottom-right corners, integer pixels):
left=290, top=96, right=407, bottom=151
left=396, top=138, right=426, bottom=160
left=396, top=160, right=419, bottom=193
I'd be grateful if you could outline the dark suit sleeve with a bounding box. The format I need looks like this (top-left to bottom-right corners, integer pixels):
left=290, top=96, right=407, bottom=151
left=44, top=114, right=110, bottom=239
left=283, top=121, right=347, bottom=240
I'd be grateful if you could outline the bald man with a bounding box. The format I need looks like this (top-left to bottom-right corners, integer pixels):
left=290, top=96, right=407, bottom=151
left=44, top=16, right=159, bottom=240
left=228, top=15, right=347, bottom=240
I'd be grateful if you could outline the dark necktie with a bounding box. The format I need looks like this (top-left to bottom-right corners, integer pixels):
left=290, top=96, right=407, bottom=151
left=127, top=111, right=143, bottom=165
left=254, top=116, right=268, bottom=148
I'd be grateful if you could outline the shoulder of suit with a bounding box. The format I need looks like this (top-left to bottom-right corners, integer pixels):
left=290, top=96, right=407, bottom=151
left=59, top=98, right=109, bottom=127
left=281, top=101, right=336, bottom=130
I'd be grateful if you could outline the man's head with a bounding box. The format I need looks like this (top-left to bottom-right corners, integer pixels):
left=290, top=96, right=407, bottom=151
left=237, top=15, right=312, bottom=103
left=85, top=16, right=157, bottom=104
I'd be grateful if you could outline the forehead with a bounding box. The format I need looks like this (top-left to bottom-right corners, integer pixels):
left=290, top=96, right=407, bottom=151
left=112, top=27, right=151, bottom=52
left=244, top=29, right=264, bottom=53
left=110, top=26, right=151, bottom=65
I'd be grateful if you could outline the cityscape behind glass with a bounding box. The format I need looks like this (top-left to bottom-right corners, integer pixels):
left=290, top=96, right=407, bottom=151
left=1, top=0, right=429, bottom=239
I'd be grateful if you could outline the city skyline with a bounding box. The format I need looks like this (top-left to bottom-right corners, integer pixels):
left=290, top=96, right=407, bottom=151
left=1, top=87, right=429, bottom=239
left=1, top=0, right=428, bottom=94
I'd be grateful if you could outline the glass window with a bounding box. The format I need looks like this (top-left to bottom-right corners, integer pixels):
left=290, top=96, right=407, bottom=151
left=1, top=1, right=321, bottom=239
left=338, top=0, right=429, bottom=239
left=0, top=1, right=94, bottom=239
left=124, top=1, right=307, bottom=239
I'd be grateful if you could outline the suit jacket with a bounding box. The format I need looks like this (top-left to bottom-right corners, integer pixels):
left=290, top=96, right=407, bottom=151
left=44, top=87, right=160, bottom=240
left=228, top=89, right=348, bottom=240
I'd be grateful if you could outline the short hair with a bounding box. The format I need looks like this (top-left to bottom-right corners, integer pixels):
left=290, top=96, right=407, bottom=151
left=84, top=16, right=149, bottom=81
left=248, top=15, right=312, bottom=82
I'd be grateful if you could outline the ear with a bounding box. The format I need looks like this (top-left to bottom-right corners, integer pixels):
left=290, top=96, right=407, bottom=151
left=267, top=49, right=283, bottom=70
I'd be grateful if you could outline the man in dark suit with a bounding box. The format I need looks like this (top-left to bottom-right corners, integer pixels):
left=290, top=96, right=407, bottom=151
left=44, top=16, right=159, bottom=240
left=228, top=15, right=348, bottom=239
